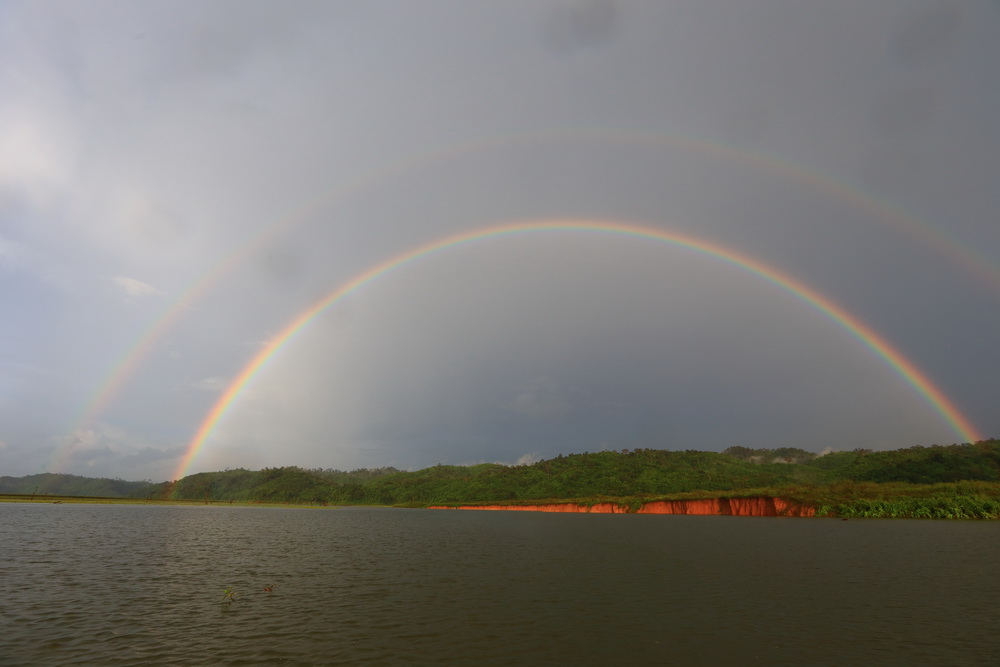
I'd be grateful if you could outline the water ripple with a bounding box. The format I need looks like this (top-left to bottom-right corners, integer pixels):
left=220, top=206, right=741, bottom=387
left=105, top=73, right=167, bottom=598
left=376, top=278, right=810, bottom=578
left=2, top=505, right=999, bottom=664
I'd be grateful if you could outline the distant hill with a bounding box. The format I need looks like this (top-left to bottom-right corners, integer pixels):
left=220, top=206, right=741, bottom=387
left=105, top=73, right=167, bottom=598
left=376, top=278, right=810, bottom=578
left=0, top=473, right=162, bottom=498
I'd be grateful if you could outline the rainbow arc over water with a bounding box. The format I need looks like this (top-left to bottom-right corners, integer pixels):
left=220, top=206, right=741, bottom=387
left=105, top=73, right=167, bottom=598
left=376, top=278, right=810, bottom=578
left=54, top=129, right=997, bottom=475
left=65, top=129, right=998, bottom=449
left=172, top=219, right=981, bottom=481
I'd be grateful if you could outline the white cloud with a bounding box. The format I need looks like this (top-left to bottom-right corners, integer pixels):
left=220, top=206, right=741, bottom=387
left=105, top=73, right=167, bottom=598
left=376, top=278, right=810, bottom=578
left=55, top=424, right=180, bottom=479
left=112, top=275, right=162, bottom=299
left=514, top=452, right=542, bottom=466
left=0, top=114, right=77, bottom=207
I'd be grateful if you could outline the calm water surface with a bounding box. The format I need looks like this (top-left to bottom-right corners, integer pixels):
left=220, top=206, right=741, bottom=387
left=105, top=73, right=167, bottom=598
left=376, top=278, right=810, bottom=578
left=2, top=504, right=998, bottom=665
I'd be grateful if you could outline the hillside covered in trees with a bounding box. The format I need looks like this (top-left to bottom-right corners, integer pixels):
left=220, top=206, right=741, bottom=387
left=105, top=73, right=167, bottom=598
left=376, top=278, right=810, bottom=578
left=0, top=473, right=163, bottom=498
left=4, top=440, right=1000, bottom=518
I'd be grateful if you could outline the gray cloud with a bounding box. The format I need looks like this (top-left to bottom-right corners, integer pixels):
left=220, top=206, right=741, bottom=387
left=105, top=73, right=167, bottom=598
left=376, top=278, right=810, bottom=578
left=0, top=1, right=996, bottom=481
left=505, top=376, right=575, bottom=418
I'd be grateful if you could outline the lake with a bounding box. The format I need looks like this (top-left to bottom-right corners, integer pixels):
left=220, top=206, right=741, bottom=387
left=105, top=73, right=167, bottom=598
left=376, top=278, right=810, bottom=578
left=2, top=504, right=998, bottom=665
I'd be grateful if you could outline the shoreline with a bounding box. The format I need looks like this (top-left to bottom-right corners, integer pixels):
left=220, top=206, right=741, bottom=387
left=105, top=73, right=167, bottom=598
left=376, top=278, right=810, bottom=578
left=5, top=491, right=997, bottom=519
left=0, top=494, right=332, bottom=508
left=428, top=496, right=816, bottom=517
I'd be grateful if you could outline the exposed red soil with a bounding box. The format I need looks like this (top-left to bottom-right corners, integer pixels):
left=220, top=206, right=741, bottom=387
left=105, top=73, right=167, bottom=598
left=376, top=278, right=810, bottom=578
left=428, top=497, right=815, bottom=517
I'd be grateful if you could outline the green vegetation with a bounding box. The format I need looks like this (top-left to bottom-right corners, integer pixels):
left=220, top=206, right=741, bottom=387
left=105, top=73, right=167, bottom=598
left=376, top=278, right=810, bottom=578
left=805, top=481, right=1000, bottom=519
left=165, top=466, right=402, bottom=504
left=0, top=473, right=163, bottom=498
left=3, top=440, right=999, bottom=518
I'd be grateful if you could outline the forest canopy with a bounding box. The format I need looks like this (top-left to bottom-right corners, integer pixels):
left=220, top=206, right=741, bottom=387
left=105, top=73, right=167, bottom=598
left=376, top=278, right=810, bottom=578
left=4, top=440, right=998, bottom=515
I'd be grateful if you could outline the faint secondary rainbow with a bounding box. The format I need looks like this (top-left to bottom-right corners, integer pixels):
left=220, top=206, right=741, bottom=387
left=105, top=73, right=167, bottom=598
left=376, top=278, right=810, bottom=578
left=60, top=129, right=996, bottom=473
left=73, top=130, right=1000, bottom=436
left=173, top=219, right=982, bottom=480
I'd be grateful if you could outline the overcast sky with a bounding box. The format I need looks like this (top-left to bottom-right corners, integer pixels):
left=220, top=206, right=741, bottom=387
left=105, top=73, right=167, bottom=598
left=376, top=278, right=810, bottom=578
left=2, top=0, right=998, bottom=481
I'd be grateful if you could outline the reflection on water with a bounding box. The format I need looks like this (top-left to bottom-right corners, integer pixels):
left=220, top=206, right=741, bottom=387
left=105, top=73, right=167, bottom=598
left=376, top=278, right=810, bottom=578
left=2, top=504, right=998, bottom=665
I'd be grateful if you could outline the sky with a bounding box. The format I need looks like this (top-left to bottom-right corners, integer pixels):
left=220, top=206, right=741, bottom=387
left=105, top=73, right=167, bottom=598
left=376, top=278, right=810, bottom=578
left=1, top=0, right=998, bottom=482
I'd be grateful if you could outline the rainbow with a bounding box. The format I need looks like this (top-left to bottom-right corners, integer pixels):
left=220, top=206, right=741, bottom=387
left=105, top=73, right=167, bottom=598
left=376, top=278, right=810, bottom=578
left=172, top=219, right=982, bottom=480
left=57, top=129, right=995, bottom=472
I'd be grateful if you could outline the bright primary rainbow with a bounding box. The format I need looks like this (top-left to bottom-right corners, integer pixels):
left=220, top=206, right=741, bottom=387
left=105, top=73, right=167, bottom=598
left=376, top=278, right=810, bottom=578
left=58, top=130, right=995, bottom=475
left=172, top=218, right=982, bottom=481
left=69, top=130, right=997, bottom=456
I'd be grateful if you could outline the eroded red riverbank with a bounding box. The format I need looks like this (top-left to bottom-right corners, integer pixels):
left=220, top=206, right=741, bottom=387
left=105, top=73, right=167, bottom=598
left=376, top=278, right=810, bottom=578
left=428, top=497, right=815, bottom=517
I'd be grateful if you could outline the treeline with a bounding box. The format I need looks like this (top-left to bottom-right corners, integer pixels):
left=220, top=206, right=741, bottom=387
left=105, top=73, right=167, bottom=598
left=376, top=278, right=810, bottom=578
left=795, top=443, right=1000, bottom=484
left=0, top=473, right=163, bottom=498
left=0, top=467, right=400, bottom=500
left=157, top=450, right=803, bottom=505
left=6, top=441, right=999, bottom=518
left=157, top=440, right=1000, bottom=507
left=165, top=466, right=401, bottom=502
left=338, top=441, right=1000, bottom=507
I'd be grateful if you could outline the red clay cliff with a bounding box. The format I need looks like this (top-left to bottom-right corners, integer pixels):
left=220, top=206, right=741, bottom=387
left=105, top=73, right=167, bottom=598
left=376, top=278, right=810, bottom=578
left=428, top=497, right=815, bottom=517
